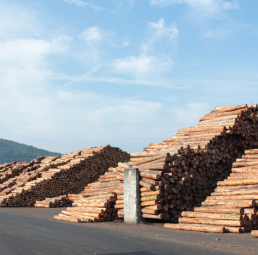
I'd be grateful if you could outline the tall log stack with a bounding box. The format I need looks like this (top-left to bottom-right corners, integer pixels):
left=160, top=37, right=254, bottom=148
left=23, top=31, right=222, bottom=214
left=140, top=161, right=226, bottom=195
left=0, top=145, right=129, bottom=207
left=165, top=148, right=258, bottom=233
left=126, top=104, right=258, bottom=222
left=64, top=104, right=258, bottom=223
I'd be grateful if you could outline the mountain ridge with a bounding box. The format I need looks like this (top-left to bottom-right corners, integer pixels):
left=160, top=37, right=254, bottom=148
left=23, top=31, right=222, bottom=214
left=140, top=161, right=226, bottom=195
left=0, top=138, right=61, bottom=164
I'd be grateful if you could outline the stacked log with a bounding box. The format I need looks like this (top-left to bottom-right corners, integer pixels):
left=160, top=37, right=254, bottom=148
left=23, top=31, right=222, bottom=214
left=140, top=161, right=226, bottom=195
left=128, top=104, right=258, bottom=222
left=34, top=195, right=72, bottom=208
left=165, top=148, right=258, bottom=233
left=251, top=230, right=258, bottom=237
left=54, top=104, right=258, bottom=224
left=54, top=171, right=123, bottom=223
left=52, top=104, right=258, bottom=225
left=0, top=145, right=129, bottom=207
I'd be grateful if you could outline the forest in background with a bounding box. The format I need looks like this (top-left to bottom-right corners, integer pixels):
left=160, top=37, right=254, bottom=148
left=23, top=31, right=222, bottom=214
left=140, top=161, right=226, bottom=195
left=0, top=138, right=61, bottom=164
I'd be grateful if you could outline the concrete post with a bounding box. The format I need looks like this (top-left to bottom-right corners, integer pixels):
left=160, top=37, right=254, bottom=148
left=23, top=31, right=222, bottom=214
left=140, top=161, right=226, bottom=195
left=124, top=166, right=142, bottom=224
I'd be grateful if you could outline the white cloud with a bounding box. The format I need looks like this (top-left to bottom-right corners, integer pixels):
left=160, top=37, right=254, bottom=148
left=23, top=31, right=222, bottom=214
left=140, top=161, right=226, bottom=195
left=64, top=0, right=104, bottom=10
left=64, top=0, right=117, bottom=12
left=80, top=26, right=102, bottom=44
left=55, top=72, right=186, bottom=89
left=111, top=18, right=177, bottom=80
left=0, top=39, right=50, bottom=71
left=113, top=55, right=174, bottom=79
left=141, top=18, right=178, bottom=56
left=0, top=35, right=77, bottom=145
left=149, top=18, right=179, bottom=42
left=112, top=0, right=136, bottom=9
left=150, top=0, right=239, bottom=17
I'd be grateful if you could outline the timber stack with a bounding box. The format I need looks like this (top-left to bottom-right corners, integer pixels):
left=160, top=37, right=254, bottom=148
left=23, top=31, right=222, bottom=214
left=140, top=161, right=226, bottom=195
left=0, top=145, right=129, bottom=207
left=54, top=171, right=123, bottom=223
left=70, top=104, right=258, bottom=223
left=165, top=148, right=258, bottom=233
left=54, top=164, right=167, bottom=222
left=34, top=195, right=72, bottom=208
left=120, top=104, right=258, bottom=222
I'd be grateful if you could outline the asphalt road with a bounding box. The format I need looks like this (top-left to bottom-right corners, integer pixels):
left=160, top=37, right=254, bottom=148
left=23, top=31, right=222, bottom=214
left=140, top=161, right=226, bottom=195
left=0, top=208, right=257, bottom=255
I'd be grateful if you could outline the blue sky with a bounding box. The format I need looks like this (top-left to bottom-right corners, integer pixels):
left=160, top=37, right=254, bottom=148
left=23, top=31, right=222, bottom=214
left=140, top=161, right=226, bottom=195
left=0, top=0, right=258, bottom=154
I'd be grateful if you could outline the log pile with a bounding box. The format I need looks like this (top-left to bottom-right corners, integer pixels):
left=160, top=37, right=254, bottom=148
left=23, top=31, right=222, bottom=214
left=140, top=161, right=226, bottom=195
left=0, top=145, right=129, bottom=207
left=34, top=195, right=72, bottom=208
left=54, top=104, right=258, bottom=224
left=126, top=104, right=258, bottom=222
left=165, top=148, right=258, bottom=233
left=54, top=171, right=123, bottom=223
left=66, top=104, right=258, bottom=223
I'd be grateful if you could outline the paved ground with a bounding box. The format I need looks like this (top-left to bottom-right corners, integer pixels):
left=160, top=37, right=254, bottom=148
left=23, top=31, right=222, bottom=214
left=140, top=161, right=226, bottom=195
left=0, top=208, right=257, bottom=255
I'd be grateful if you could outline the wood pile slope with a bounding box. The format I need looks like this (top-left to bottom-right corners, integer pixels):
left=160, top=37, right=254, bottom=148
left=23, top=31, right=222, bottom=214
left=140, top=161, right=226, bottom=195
left=123, top=104, right=258, bottom=222
left=165, top=149, right=258, bottom=233
left=56, top=104, right=258, bottom=224
left=54, top=171, right=122, bottom=223
left=55, top=165, right=163, bottom=222
left=0, top=145, right=129, bottom=207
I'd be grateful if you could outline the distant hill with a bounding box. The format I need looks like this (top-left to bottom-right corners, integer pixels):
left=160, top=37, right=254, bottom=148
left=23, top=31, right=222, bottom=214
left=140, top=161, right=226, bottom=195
left=0, top=138, right=62, bottom=164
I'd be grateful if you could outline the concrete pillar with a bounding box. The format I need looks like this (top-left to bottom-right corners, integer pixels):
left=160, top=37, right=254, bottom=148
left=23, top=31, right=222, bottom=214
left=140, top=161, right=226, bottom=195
left=124, top=166, right=142, bottom=224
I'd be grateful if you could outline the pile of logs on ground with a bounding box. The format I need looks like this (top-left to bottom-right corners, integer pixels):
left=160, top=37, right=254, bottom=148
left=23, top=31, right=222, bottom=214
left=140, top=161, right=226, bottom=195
left=34, top=195, right=72, bottom=208
left=60, top=104, right=258, bottom=224
left=0, top=145, right=129, bottom=207
left=124, top=104, right=258, bottom=222
left=54, top=171, right=123, bottom=223
left=164, top=148, right=258, bottom=233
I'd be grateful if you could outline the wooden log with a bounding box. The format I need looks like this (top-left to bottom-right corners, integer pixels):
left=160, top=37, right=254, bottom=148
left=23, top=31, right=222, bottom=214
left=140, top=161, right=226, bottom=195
left=164, top=223, right=225, bottom=233
left=182, top=211, right=243, bottom=220
left=141, top=208, right=158, bottom=215
left=140, top=195, right=160, bottom=202
left=224, top=227, right=244, bottom=233
left=62, top=210, right=100, bottom=219
left=211, top=189, right=258, bottom=196
left=66, top=207, right=105, bottom=214
left=139, top=171, right=161, bottom=180
left=141, top=178, right=159, bottom=186
left=144, top=205, right=162, bottom=211
left=243, top=208, right=257, bottom=214
left=215, top=185, right=258, bottom=192
left=61, top=211, right=94, bottom=222
left=140, top=190, right=161, bottom=197
left=179, top=217, right=243, bottom=227
left=132, top=154, right=167, bottom=166
left=114, top=204, right=124, bottom=209
left=139, top=181, right=155, bottom=190
left=201, top=200, right=255, bottom=208
left=140, top=186, right=160, bottom=192
left=194, top=207, right=244, bottom=215
left=54, top=215, right=81, bottom=223
left=142, top=213, right=165, bottom=220
left=141, top=200, right=158, bottom=207
left=116, top=200, right=124, bottom=205
left=251, top=230, right=258, bottom=237
left=217, top=179, right=258, bottom=186
left=72, top=202, right=108, bottom=208
left=207, top=195, right=258, bottom=201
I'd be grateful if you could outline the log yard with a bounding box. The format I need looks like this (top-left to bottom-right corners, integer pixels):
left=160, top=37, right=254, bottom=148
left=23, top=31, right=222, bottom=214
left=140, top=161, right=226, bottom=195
left=1, top=104, right=258, bottom=254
